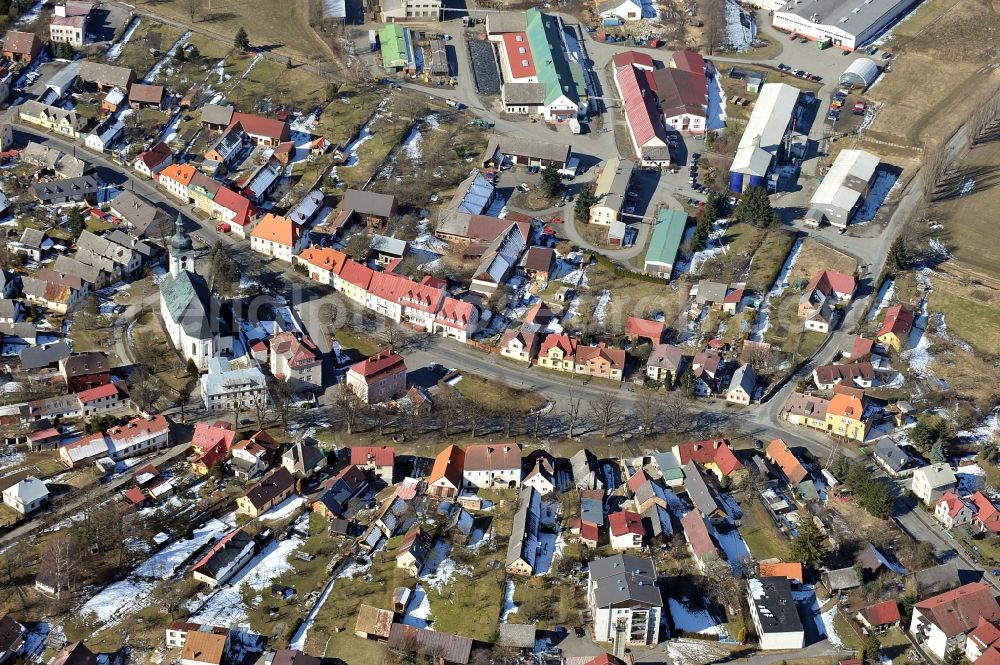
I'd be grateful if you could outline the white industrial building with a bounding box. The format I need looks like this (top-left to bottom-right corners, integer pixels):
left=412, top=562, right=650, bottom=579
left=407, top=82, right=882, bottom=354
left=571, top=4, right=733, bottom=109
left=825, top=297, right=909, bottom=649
left=771, top=0, right=923, bottom=51
left=805, top=149, right=880, bottom=228
left=840, top=57, right=881, bottom=88
left=729, top=83, right=800, bottom=193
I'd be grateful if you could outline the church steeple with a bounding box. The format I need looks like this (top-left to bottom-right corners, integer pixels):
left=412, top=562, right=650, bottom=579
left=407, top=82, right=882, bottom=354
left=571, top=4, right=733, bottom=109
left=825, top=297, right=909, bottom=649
left=169, top=212, right=195, bottom=277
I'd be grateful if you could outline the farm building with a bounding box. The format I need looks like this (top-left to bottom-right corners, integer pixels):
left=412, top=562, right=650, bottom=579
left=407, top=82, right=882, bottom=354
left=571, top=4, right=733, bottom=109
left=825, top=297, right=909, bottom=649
left=613, top=59, right=671, bottom=167
left=772, top=0, right=923, bottom=51
left=729, top=83, right=800, bottom=193
left=805, top=149, right=880, bottom=229
left=840, top=57, right=881, bottom=88
left=379, top=24, right=415, bottom=72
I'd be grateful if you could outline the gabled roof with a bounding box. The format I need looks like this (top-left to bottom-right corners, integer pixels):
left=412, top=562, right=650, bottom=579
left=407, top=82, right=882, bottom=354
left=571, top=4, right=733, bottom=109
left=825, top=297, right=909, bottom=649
left=181, top=629, right=227, bottom=665
left=242, top=466, right=294, bottom=511
left=3, top=30, right=39, bottom=55
left=609, top=510, right=644, bottom=537
left=464, top=443, right=521, bottom=472
left=386, top=624, right=472, bottom=665
left=671, top=49, right=705, bottom=73
left=681, top=510, right=717, bottom=559
left=972, top=491, right=1000, bottom=523
left=937, top=491, right=970, bottom=518
left=758, top=562, right=803, bottom=583
left=298, top=247, right=347, bottom=274
left=351, top=446, right=395, bottom=468
left=647, top=343, right=684, bottom=372
left=575, top=343, right=625, bottom=370
left=861, top=599, right=901, bottom=626
left=877, top=304, right=914, bottom=338
left=625, top=316, right=665, bottom=341
left=682, top=461, right=723, bottom=516
left=651, top=67, right=708, bottom=119
left=806, top=269, right=856, bottom=298
left=968, top=616, right=1000, bottom=654
left=765, top=439, right=808, bottom=486
left=128, top=83, right=164, bottom=104
left=507, top=486, right=541, bottom=569
left=814, top=362, right=875, bottom=385
left=612, top=50, right=654, bottom=70
left=428, top=445, right=464, bottom=488
left=251, top=213, right=301, bottom=247
left=827, top=383, right=865, bottom=419
left=915, top=582, right=1000, bottom=638
left=350, top=349, right=405, bottom=382
left=338, top=259, right=375, bottom=290
left=159, top=162, right=197, bottom=186
left=228, top=112, right=290, bottom=141
left=540, top=333, right=576, bottom=358
left=673, top=438, right=743, bottom=476
left=342, top=189, right=397, bottom=218
left=914, top=462, right=957, bottom=489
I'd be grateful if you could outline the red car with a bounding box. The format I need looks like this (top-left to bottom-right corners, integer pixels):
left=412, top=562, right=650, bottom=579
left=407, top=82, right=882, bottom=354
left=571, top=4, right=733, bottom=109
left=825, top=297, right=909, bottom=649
left=542, top=226, right=556, bottom=236
left=550, top=217, right=564, bottom=224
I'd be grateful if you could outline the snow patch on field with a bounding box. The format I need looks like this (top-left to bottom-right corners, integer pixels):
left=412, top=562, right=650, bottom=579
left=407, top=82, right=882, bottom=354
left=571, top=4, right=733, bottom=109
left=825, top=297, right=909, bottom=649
left=420, top=541, right=471, bottom=591
left=501, top=579, right=518, bottom=622
left=107, top=19, right=140, bottom=61
left=259, top=496, right=305, bottom=521
left=593, top=290, right=611, bottom=325
left=403, top=585, right=433, bottom=629
left=667, top=597, right=725, bottom=635
left=867, top=278, right=896, bottom=323
left=750, top=236, right=803, bottom=342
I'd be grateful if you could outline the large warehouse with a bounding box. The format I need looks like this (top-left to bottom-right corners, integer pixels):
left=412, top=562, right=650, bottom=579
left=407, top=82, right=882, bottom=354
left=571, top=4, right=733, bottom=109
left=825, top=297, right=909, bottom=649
left=805, top=149, right=880, bottom=229
left=729, top=83, right=800, bottom=193
left=772, top=0, right=923, bottom=51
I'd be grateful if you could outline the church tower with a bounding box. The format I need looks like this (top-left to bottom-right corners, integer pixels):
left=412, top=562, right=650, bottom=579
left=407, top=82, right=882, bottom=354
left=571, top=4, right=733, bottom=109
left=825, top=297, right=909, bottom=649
left=168, top=212, right=195, bottom=278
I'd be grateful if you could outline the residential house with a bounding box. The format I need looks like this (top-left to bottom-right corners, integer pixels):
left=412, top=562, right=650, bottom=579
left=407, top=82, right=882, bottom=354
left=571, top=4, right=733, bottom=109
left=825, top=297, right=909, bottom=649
left=191, top=529, right=256, bottom=586
left=587, top=554, right=663, bottom=645
left=971, top=492, right=1000, bottom=534
left=133, top=142, right=173, bottom=179
left=18, top=101, right=87, bottom=138
left=725, top=363, right=757, bottom=405
left=236, top=467, right=295, bottom=517
left=522, top=451, right=556, bottom=495
left=109, top=190, right=173, bottom=238
left=588, top=158, right=634, bottom=225
left=77, top=383, right=127, bottom=418
left=227, top=112, right=290, bottom=147
left=574, top=342, right=626, bottom=381
left=965, top=616, right=1000, bottom=663
left=250, top=214, right=307, bottom=263
left=935, top=492, right=975, bottom=529
left=521, top=246, right=555, bottom=283
left=158, top=163, right=197, bottom=202
left=312, top=466, right=369, bottom=518
left=873, top=437, right=922, bottom=478
left=12, top=228, right=53, bottom=262
left=2, top=31, right=40, bottom=62
left=180, top=627, right=229, bottom=665
left=506, top=487, right=541, bottom=576
left=681, top=510, right=719, bottom=572
left=296, top=247, right=347, bottom=287
left=797, top=270, right=857, bottom=318
left=397, top=526, right=432, bottom=576
left=537, top=333, right=576, bottom=372
left=782, top=392, right=831, bottom=432
left=910, top=583, right=1000, bottom=660
left=51, top=643, right=97, bottom=665
left=578, top=490, right=604, bottom=548
left=385, top=624, right=472, bottom=665
left=857, top=600, right=901, bottom=632
left=0, top=614, right=25, bottom=664
left=463, top=443, right=521, bottom=489
left=190, top=421, right=236, bottom=475
left=609, top=510, right=644, bottom=550
left=876, top=304, right=914, bottom=353
left=32, top=176, right=101, bottom=204
left=346, top=350, right=407, bottom=404
left=572, top=449, right=603, bottom=490
left=500, top=327, right=542, bottom=363
left=2, top=477, right=48, bottom=514
left=682, top=462, right=726, bottom=521
left=269, top=331, right=322, bottom=392
left=691, top=350, right=722, bottom=397
left=469, top=222, right=526, bottom=294
left=199, top=357, right=268, bottom=414
left=825, top=384, right=867, bottom=442
left=281, top=441, right=327, bottom=479
left=912, top=463, right=959, bottom=506
left=758, top=562, right=804, bottom=585
left=646, top=343, right=685, bottom=384
left=812, top=362, right=875, bottom=390
left=58, top=352, right=109, bottom=392
left=350, top=446, right=395, bottom=484
left=231, top=437, right=270, bottom=481
left=427, top=445, right=464, bottom=499
left=672, top=438, right=743, bottom=482
left=748, top=577, right=805, bottom=650
left=22, top=269, right=88, bottom=314
left=49, top=1, right=93, bottom=47
left=765, top=439, right=809, bottom=488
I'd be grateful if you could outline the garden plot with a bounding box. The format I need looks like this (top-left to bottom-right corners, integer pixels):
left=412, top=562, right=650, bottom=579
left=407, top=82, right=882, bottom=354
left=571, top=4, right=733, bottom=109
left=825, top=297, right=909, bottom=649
left=107, top=18, right=140, bottom=61
left=191, top=535, right=305, bottom=625
left=143, top=32, right=193, bottom=84
left=667, top=597, right=726, bottom=635
left=666, top=639, right=729, bottom=665
left=81, top=518, right=231, bottom=625
left=750, top=235, right=803, bottom=342
left=900, top=299, right=933, bottom=376
left=676, top=220, right=729, bottom=275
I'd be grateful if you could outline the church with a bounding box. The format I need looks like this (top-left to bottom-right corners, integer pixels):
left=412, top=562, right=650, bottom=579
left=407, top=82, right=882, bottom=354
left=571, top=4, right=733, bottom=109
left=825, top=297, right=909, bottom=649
left=159, top=215, right=233, bottom=370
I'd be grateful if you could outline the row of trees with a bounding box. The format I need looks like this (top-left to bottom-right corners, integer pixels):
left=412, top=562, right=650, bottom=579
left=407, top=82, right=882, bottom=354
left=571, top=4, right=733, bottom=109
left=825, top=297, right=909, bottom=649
left=829, top=455, right=893, bottom=518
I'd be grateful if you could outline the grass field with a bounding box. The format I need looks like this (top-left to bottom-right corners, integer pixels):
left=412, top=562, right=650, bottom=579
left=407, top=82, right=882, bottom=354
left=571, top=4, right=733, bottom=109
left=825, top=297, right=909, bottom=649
left=747, top=229, right=797, bottom=293
left=868, top=0, right=1000, bottom=147
left=113, top=19, right=186, bottom=75
left=453, top=374, right=547, bottom=412
left=928, top=275, right=1000, bottom=356
left=737, top=496, right=789, bottom=561
left=134, top=0, right=330, bottom=64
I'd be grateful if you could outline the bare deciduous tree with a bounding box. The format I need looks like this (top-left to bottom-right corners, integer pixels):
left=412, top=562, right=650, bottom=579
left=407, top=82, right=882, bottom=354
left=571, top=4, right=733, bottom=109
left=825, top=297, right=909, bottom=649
left=564, top=390, right=582, bottom=439
left=588, top=394, right=620, bottom=438
left=38, top=534, right=80, bottom=597
left=185, top=0, right=203, bottom=22
left=634, top=399, right=658, bottom=438
left=661, top=390, right=690, bottom=434
left=700, top=0, right=726, bottom=55
left=333, top=383, right=367, bottom=435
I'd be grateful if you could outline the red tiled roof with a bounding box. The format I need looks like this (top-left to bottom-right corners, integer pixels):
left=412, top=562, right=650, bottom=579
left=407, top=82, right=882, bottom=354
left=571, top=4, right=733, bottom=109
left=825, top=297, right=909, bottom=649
left=580, top=521, right=599, bottom=544
left=399, top=280, right=445, bottom=313
left=628, top=468, right=651, bottom=492
left=937, top=491, right=969, bottom=518
left=877, top=304, right=914, bottom=338
left=338, top=260, right=375, bottom=290
left=674, top=438, right=743, bottom=476
left=978, top=646, right=1000, bottom=665
left=464, top=443, right=520, bottom=472
left=584, top=655, right=626, bottom=665
left=616, top=64, right=669, bottom=148
left=806, top=269, right=857, bottom=298
left=758, top=562, right=803, bottom=583
left=575, top=343, right=625, bottom=370
left=76, top=382, right=119, bottom=403
left=671, top=49, right=705, bottom=74
left=228, top=112, right=290, bottom=141
left=191, top=421, right=235, bottom=453
left=652, top=67, right=707, bottom=120
left=625, top=316, right=665, bottom=341
left=540, top=333, right=576, bottom=358
left=270, top=331, right=319, bottom=368
left=609, top=510, right=644, bottom=537
left=969, top=616, right=1000, bottom=654
left=429, top=444, right=465, bottom=488
left=914, top=583, right=1000, bottom=637
left=681, top=510, right=717, bottom=558
left=724, top=288, right=744, bottom=304
left=862, top=600, right=901, bottom=626
left=351, top=446, right=395, bottom=467
left=213, top=186, right=255, bottom=227
left=972, top=491, right=1000, bottom=524
left=612, top=50, right=654, bottom=71
left=137, top=142, right=171, bottom=168
left=122, top=487, right=146, bottom=505
left=350, top=349, right=405, bottom=382
left=435, top=297, right=476, bottom=328
left=501, top=33, right=536, bottom=79
left=765, top=439, right=808, bottom=486
left=850, top=336, right=875, bottom=359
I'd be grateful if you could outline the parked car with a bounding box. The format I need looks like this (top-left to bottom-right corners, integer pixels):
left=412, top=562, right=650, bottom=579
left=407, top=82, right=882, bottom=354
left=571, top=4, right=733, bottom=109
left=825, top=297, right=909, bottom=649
left=792, top=69, right=805, bottom=77
left=777, top=63, right=790, bottom=71
left=810, top=74, right=823, bottom=82
left=550, top=217, right=564, bottom=224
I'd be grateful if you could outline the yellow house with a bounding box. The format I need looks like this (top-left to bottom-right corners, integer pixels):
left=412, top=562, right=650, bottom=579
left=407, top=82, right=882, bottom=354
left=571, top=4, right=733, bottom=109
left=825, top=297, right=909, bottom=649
left=781, top=392, right=831, bottom=433
left=236, top=467, right=295, bottom=517
left=825, top=385, right=867, bottom=442
left=875, top=304, right=914, bottom=353
left=337, top=260, right=374, bottom=305
left=537, top=334, right=577, bottom=372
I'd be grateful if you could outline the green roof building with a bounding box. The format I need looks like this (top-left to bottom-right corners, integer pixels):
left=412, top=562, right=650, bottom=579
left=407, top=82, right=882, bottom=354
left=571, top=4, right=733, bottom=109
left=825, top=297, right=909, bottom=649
left=524, top=8, right=587, bottom=119
left=379, top=24, right=413, bottom=71
left=643, top=208, right=688, bottom=279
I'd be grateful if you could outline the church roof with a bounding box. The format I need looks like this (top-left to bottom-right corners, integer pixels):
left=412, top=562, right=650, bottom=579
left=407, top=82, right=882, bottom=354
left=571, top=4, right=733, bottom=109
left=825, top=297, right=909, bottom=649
left=170, top=214, right=192, bottom=251
left=160, top=269, right=228, bottom=340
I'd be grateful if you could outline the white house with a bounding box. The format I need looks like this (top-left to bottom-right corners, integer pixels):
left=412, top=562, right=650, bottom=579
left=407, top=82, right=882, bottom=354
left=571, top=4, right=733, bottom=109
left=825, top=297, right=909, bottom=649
left=106, top=414, right=170, bottom=459
left=934, top=492, right=974, bottom=529
left=910, top=583, right=1000, bottom=660
left=725, top=363, right=756, bottom=405
left=609, top=510, right=644, bottom=550
left=462, top=444, right=521, bottom=489
left=911, top=463, right=958, bottom=506
left=587, top=554, right=662, bottom=646
left=249, top=213, right=308, bottom=263
left=748, top=578, right=805, bottom=650
left=598, top=0, right=642, bottom=20
left=2, top=476, right=48, bottom=514
left=200, top=357, right=269, bottom=413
